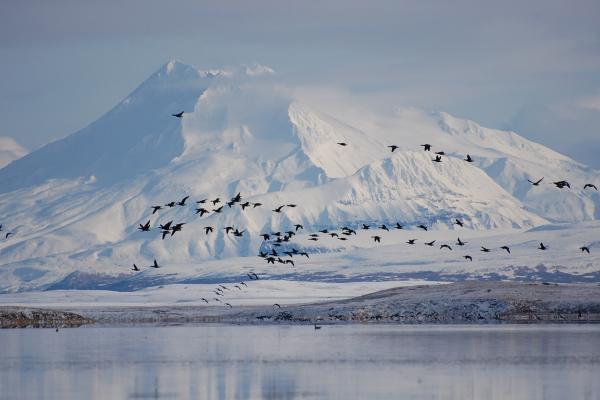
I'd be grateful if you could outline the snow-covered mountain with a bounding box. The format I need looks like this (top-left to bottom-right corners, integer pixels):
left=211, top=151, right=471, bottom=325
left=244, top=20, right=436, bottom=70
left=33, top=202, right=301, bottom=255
left=0, top=60, right=598, bottom=292
left=0, top=137, right=27, bottom=169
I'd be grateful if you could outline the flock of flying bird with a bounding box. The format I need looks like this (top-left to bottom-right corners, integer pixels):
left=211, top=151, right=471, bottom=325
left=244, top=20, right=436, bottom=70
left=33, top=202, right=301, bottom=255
left=123, top=111, right=600, bottom=308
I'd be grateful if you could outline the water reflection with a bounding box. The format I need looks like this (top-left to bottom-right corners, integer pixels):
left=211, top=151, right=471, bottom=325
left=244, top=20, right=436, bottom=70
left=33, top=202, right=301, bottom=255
left=1, top=325, right=599, bottom=399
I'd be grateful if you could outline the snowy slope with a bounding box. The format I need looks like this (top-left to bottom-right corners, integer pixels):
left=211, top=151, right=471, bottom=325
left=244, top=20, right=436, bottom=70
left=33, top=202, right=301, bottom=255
left=0, top=60, right=598, bottom=293
left=0, top=137, right=27, bottom=169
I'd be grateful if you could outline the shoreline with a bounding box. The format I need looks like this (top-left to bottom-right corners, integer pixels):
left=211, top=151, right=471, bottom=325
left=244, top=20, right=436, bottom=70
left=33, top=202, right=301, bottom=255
left=2, top=281, right=600, bottom=328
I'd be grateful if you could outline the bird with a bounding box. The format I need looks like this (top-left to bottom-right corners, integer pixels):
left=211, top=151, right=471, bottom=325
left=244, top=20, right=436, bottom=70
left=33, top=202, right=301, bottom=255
left=538, top=242, right=547, bottom=250
left=319, top=229, right=329, bottom=234
left=407, top=239, right=417, bottom=245
left=440, top=244, right=453, bottom=251
left=226, top=201, right=236, bottom=208
left=388, top=145, right=399, bottom=152
left=395, top=223, right=403, bottom=229
left=240, top=202, right=251, bottom=210
left=159, top=221, right=173, bottom=231
left=417, top=224, right=428, bottom=231
left=273, top=303, right=281, bottom=308
left=266, top=257, right=275, bottom=264
left=285, top=259, right=295, bottom=267
left=273, top=205, right=285, bottom=213
left=500, top=246, right=511, bottom=254
left=132, top=264, right=140, bottom=271
left=172, top=111, right=184, bottom=118
left=225, top=303, right=233, bottom=308
left=201, top=298, right=209, bottom=303
left=211, top=198, right=221, bottom=205
left=362, top=224, right=370, bottom=230
left=371, top=236, right=381, bottom=243
left=204, top=226, right=213, bottom=234
left=261, top=233, right=270, bottom=241
left=553, top=180, right=570, bottom=189
left=580, top=246, right=590, bottom=253
left=151, top=205, right=163, bottom=214
left=481, top=246, right=491, bottom=252
left=300, top=252, right=309, bottom=258
left=294, top=224, right=304, bottom=231
left=165, top=201, right=176, bottom=208
left=177, top=196, right=190, bottom=206
left=432, top=155, right=442, bottom=163
left=329, top=232, right=339, bottom=238
left=150, top=259, right=161, bottom=268
left=0, top=224, right=2, bottom=231
left=456, top=237, right=467, bottom=246
left=314, top=323, right=322, bottom=330
left=233, top=229, right=245, bottom=237
left=224, top=226, right=234, bottom=234
left=196, top=199, right=207, bottom=204
left=161, top=230, right=170, bottom=240
left=170, top=223, right=185, bottom=235
left=435, top=151, right=445, bottom=155
left=424, top=240, right=436, bottom=246
left=337, top=142, right=347, bottom=146
left=454, top=219, right=463, bottom=227
left=464, top=255, right=473, bottom=261
left=232, top=192, right=242, bottom=202
left=464, top=154, right=473, bottom=162
left=528, top=177, right=544, bottom=186
left=195, top=208, right=209, bottom=216
left=287, top=204, right=297, bottom=208
left=252, top=202, right=263, bottom=208
left=240, top=282, right=248, bottom=287
left=213, top=206, right=223, bottom=213
left=138, top=220, right=151, bottom=232
left=584, top=184, right=598, bottom=190
left=308, top=237, right=318, bottom=241
left=379, top=224, right=389, bottom=231
left=421, top=144, right=432, bottom=151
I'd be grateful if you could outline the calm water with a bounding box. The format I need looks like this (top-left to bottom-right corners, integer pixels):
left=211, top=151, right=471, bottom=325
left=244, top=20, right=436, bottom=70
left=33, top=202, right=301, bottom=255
left=1, top=324, right=599, bottom=399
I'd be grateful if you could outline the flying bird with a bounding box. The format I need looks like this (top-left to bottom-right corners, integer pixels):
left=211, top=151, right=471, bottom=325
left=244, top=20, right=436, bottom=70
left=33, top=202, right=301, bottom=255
left=481, top=246, right=491, bottom=253
left=161, top=230, right=170, bottom=240
left=150, top=259, right=161, bottom=268
left=177, top=196, right=190, bottom=206
left=407, top=239, right=416, bottom=245
left=395, top=223, right=403, bottom=230
left=213, top=206, right=224, bottom=213
left=454, top=219, right=463, bottom=227
left=172, top=111, right=184, bottom=118
left=424, top=240, right=436, bottom=246
left=201, top=298, right=209, bottom=303
left=362, top=224, right=370, bottom=230
left=432, top=155, right=442, bottom=163
left=456, top=237, right=467, bottom=246
left=273, top=205, right=285, bottom=213
left=151, top=205, right=162, bottom=214
left=159, top=221, right=173, bottom=231
left=464, top=154, right=473, bottom=162
left=195, top=208, right=209, bottom=216
left=538, top=242, right=547, bottom=250
left=138, top=220, right=151, bottom=232
left=371, top=236, right=381, bottom=243
left=196, top=199, right=207, bottom=204
left=204, top=226, right=214, bottom=234
left=273, top=304, right=281, bottom=308
left=580, top=246, right=590, bottom=253
left=388, top=145, right=399, bottom=152
left=132, top=264, right=140, bottom=271
left=252, top=202, right=263, bottom=208
left=287, top=204, right=297, bottom=208
left=417, top=224, right=428, bottom=231
left=500, top=246, right=511, bottom=254
left=165, top=201, right=176, bottom=208
left=435, top=151, right=445, bottom=155
left=294, top=224, right=304, bottom=231
left=380, top=224, right=389, bottom=231
left=528, top=177, right=544, bottom=186
left=440, top=244, right=453, bottom=251
left=337, top=142, right=347, bottom=146
left=421, top=144, right=431, bottom=151
left=584, top=184, right=598, bottom=190
left=553, top=180, right=570, bottom=189
left=464, top=255, right=473, bottom=261
left=240, top=202, right=251, bottom=210
left=211, top=198, right=221, bottom=205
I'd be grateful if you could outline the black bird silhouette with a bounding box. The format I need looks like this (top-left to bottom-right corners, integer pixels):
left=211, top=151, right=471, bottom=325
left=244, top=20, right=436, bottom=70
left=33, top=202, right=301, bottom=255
left=132, top=264, right=140, bottom=271
left=432, top=155, right=442, bottom=163
left=266, top=257, right=276, bottom=264
left=211, top=198, right=221, bottom=205
left=500, top=246, right=511, bottom=254
left=0, top=224, right=2, bottom=231
left=337, top=142, right=347, bottom=146
left=171, top=223, right=185, bottom=235
left=234, top=285, right=242, bottom=290
left=388, top=145, right=399, bottom=152
left=240, top=202, right=251, bottom=210
left=440, top=244, right=452, bottom=251
left=584, top=184, right=598, bottom=190
left=395, top=223, right=403, bottom=229
left=233, top=229, right=245, bottom=237
left=172, top=111, right=184, bottom=118
left=252, top=202, right=263, bottom=208
left=138, top=220, right=151, bottom=232
left=319, top=229, right=329, bottom=234
left=330, top=232, right=339, bottom=238
left=287, top=204, right=297, bottom=208
left=261, top=234, right=270, bottom=240
left=273, top=303, right=281, bottom=308
left=201, top=298, right=209, bottom=303
left=224, top=226, right=234, bottom=234
left=417, top=224, right=428, bottom=231
left=300, top=252, right=310, bottom=258
left=165, top=201, right=176, bottom=207
left=308, top=237, right=319, bottom=241
left=232, top=192, right=242, bottom=202
left=271, top=249, right=279, bottom=256
left=456, top=237, right=467, bottom=246
left=285, top=259, right=295, bottom=267
left=481, top=246, right=491, bottom=252
left=435, top=151, right=445, bottom=155
left=150, top=259, right=160, bottom=268
left=204, top=226, right=213, bottom=234
left=177, top=196, right=190, bottom=206
left=538, top=242, right=547, bottom=250
left=161, top=230, right=170, bottom=240
left=421, top=144, right=431, bottom=151
left=259, top=251, right=268, bottom=258
left=425, top=240, right=436, bottom=246
left=151, top=205, right=162, bottom=214
left=407, top=239, right=416, bottom=245
left=226, top=201, right=236, bottom=208
left=464, top=255, right=473, bottom=261
left=362, top=224, right=370, bottom=230
left=371, top=236, right=381, bottom=243
left=314, top=323, right=322, bottom=330
left=214, top=298, right=221, bottom=302
left=225, top=303, right=233, bottom=308
left=213, top=206, right=224, bottom=213
left=380, top=224, right=389, bottom=231
left=196, top=199, right=207, bottom=204
left=294, top=224, right=304, bottom=231
left=464, top=154, right=473, bottom=162
left=553, top=180, right=570, bottom=189
left=580, top=246, right=590, bottom=253
left=273, top=205, right=285, bottom=213
left=159, top=220, right=173, bottom=231
left=528, top=177, right=544, bottom=186
left=240, top=281, right=248, bottom=287
left=195, top=208, right=209, bottom=216
left=454, top=219, right=463, bottom=227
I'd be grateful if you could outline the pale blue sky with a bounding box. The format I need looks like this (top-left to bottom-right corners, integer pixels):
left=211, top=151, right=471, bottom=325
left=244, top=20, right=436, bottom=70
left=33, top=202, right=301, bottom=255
left=1, top=0, right=599, bottom=166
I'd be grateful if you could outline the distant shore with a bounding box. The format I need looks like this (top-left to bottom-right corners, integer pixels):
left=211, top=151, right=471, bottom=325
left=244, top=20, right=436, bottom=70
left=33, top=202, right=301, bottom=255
left=2, top=281, right=600, bottom=328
